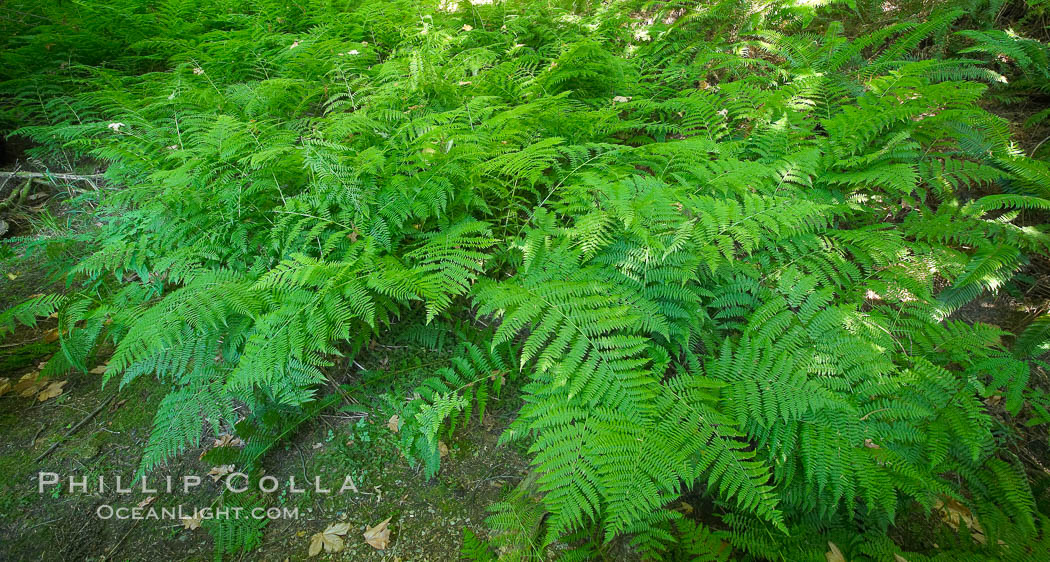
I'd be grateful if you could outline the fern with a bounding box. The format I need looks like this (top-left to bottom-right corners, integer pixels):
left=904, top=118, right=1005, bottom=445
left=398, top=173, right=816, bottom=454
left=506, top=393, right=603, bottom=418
left=1015, top=314, right=1050, bottom=359
left=0, top=293, right=65, bottom=336
left=3, top=0, right=1050, bottom=559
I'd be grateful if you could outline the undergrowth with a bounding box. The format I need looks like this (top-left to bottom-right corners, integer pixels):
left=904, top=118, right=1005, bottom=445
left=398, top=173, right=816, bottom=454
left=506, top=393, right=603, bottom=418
left=3, top=0, right=1050, bottom=559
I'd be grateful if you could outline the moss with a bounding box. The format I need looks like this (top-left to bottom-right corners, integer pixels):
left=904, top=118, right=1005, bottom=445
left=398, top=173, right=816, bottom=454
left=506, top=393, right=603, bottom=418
left=0, top=340, right=57, bottom=371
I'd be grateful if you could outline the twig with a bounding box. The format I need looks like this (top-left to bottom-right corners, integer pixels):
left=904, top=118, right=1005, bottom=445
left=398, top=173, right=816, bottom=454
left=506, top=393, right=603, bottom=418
left=293, top=442, right=311, bottom=482
left=1031, top=133, right=1050, bottom=158
left=29, top=424, right=46, bottom=448
left=33, top=394, right=115, bottom=462
left=0, top=163, right=20, bottom=192
left=0, top=340, right=36, bottom=348
left=470, top=474, right=514, bottom=492
left=326, top=372, right=359, bottom=406
left=25, top=518, right=61, bottom=531
left=102, top=518, right=142, bottom=561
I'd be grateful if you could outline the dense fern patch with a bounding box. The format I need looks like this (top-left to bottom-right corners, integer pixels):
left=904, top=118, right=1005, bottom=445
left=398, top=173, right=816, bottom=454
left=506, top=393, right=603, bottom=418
left=3, top=0, right=1050, bottom=559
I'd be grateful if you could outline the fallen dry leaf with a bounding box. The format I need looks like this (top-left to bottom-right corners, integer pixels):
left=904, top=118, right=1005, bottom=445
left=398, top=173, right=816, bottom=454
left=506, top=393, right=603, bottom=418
left=387, top=415, right=400, bottom=433
left=0, top=378, right=11, bottom=398
left=137, top=496, right=155, bottom=508
left=934, top=497, right=987, bottom=543
left=15, top=373, right=48, bottom=398
left=213, top=434, right=244, bottom=448
left=89, top=363, right=108, bottom=374
left=826, top=541, right=846, bottom=562
left=181, top=515, right=202, bottom=530
left=43, top=328, right=60, bottom=343
left=933, top=498, right=976, bottom=531
left=462, top=24, right=473, bottom=31
left=13, top=373, right=42, bottom=392
left=208, top=464, right=236, bottom=482
left=6, top=273, right=17, bottom=280
left=363, top=517, right=391, bottom=550
left=308, top=522, right=352, bottom=556
left=438, top=441, right=449, bottom=458
left=20, top=384, right=44, bottom=398
left=36, top=380, right=67, bottom=402
left=612, top=95, right=631, bottom=103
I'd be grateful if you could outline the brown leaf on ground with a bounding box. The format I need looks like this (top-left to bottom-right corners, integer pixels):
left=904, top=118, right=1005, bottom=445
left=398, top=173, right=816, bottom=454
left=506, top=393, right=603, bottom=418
left=137, top=496, right=155, bottom=508
left=14, top=373, right=48, bottom=398
left=0, top=378, right=11, bottom=398
left=89, top=363, right=108, bottom=374
left=13, top=373, right=41, bottom=391
left=308, top=522, right=351, bottom=556
left=42, top=328, right=60, bottom=343
left=387, top=415, right=400, bottom=433
left=36, top=380, right=67, bottom=402
left=826, top=541, right=846, bottom=562
left=438, top=441, right=449, bottom=458
left=181, top=515, right=202, bottom=530
left=208, top=464, right=236, bottom=482
left=934, top=497, right=987, bottom=543
left=213, top=433, right=244, bottom=448
left=363, top=517, right=391, bottom=550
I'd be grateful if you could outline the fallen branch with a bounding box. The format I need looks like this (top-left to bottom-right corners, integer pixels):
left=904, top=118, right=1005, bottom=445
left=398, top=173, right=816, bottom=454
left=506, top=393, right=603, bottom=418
left=0, top=178, right=33, bottom=210
left=0, top=171, right=105, bottom=182
left=33, top=394, right=116, bottom=462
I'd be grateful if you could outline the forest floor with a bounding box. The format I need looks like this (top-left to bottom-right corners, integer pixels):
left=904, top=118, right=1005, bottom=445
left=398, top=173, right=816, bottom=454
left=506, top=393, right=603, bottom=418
left=0, top=307, right=533, bottom=561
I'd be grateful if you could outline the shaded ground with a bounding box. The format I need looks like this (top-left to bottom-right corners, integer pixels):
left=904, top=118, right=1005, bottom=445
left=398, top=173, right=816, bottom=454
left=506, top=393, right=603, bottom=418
left=0, top=305, right=530, bottom=561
